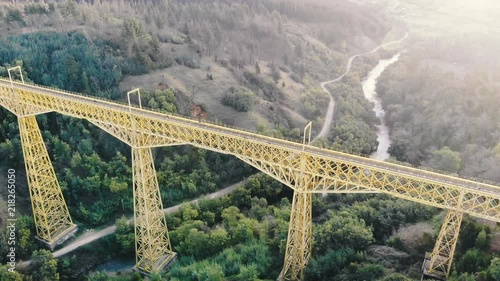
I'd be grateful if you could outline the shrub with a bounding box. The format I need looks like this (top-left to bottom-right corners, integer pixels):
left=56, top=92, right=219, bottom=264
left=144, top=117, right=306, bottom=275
left=222, top=87, right=255, bottom=112
left=175, top=55, right=200, bottom=68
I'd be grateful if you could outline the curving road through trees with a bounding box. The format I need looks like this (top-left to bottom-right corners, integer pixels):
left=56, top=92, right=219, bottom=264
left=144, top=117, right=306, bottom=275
left=16, top=179, right=244, bottom=266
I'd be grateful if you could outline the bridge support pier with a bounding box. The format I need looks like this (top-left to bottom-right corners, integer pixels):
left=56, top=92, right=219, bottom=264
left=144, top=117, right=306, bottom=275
left=422, top=210, right=463, bottom=280
left=18, top=115, right=76, bottom=249
left=278, top=190, right=313, bottom=281
left=132, top=147, right=176, bottom=273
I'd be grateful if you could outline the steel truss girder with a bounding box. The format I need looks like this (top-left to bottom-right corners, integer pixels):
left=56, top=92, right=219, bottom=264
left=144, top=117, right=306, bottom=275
left=0, top=88, right=50, bottom=116
left=132, top=147, right=175, bottom=273
left=428, top=210, right=463, bottom=278
left=90, top=119, right=184, bottom=148
left=2, top=81, right=498, bottom=221
left=18, top=115, right=75, bottom=243
left=237, top=154, right=377, bottom=193
left=2, top=79, right=500, bottom=281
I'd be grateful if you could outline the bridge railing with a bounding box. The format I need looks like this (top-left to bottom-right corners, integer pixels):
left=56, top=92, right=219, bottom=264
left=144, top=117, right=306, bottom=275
left=306, top=141, right=500, bottom=190
left=416, top=165, right=500, bottom=188
left=379, top=156, right=500, bottom=188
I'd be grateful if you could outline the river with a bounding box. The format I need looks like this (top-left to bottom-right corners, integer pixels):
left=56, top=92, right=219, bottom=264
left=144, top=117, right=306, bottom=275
left=316, top=32, right=408, bottom=141
left=362, top=53, right=401, bottom=161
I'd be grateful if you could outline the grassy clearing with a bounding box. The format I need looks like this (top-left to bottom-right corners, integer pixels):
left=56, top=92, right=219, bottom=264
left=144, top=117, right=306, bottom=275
left=119, top=56, right=260, bottom=129
left=394, top=222, right=433, bottom=252
left=120, top=47, right=311, bottom=131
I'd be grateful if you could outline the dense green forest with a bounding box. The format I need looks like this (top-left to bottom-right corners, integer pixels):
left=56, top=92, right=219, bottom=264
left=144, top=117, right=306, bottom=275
left=0, top=1, right=498, bottom=281
left=324, top=61, right=382, bottom=155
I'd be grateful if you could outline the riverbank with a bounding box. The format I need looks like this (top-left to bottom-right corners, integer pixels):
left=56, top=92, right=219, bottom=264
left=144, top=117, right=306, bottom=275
left=316, top=33, right=408, bottom=142
left=362, top=53, right=401, bottom=161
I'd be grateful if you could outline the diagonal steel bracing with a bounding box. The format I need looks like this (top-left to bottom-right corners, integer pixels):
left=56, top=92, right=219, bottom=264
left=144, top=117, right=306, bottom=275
left=18, top=116, right=76, bottom=246
left=278, top=152, right=314, bottom=280
left=278, top=190, right=313, bottom=281
left=132, top=147, right=176, bottom=273
left=427, top=211, right=463, bottom=279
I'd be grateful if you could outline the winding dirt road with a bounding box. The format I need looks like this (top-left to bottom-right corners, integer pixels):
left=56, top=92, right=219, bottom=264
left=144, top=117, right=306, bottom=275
left=315, top=33, right=409, bottom=140
left=17, top=180, right=244, bottom=267
left=53, top=181, right=242, bottom=258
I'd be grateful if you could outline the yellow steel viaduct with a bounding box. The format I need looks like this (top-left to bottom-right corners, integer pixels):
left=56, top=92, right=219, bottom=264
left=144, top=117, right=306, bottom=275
left=1, top=70, right=499, bottom=280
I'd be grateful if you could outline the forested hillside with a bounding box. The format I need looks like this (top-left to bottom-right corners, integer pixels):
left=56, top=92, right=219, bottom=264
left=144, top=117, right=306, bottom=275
left=0, top=0, right=395, bottom=131
left=0, top=0, right=392, bottom=217
left=325, top=66, right=381, bottom=155
left=374, top=35, right=500, bottom=281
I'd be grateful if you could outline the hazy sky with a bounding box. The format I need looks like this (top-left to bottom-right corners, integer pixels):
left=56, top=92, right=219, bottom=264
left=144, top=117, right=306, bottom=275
left=378, top=0, right=500, bottom=36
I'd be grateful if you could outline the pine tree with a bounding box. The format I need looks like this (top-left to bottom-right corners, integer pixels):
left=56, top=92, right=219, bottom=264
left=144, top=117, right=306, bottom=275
left=255, top=62, right=261, bottom=74
left=82, top=71, right=91, bottom=94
